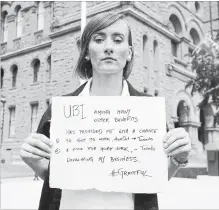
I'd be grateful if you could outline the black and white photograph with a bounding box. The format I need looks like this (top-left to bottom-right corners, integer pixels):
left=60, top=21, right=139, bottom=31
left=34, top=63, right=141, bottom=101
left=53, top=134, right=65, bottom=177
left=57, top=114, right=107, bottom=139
left=0, top=1, right=219, bottom=209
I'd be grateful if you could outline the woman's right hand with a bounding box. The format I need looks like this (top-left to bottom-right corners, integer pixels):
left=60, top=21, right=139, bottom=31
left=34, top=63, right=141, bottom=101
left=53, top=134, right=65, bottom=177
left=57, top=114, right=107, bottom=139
left=20, top=133, right=54, bottom=165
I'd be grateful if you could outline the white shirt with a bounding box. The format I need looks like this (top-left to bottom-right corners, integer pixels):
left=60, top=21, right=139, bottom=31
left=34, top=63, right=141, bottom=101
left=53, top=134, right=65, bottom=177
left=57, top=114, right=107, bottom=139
left=60, top=78, right=133, bottom=209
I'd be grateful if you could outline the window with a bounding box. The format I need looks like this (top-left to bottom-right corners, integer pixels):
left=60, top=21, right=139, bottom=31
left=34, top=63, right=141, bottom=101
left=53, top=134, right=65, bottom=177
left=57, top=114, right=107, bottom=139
left=8, top=106, right=16, bottom=138
left=37, top=2, right=45, bottom=30
left=153, top=40, right=158, bottom=71
left=15, top=6, right=22, bottom=37
left=169, top=14, right=182, bottom=35
left=143, top=87, right=148, bottom=94
left=169, top=14, right=182, bottom=58
left=30, top=103, right=38, bottom=132
left=1, top=68, right=4, bottom=89
left=11, top=65, right=18, bottom=88
left=190, top=28, right=200, bottom=45
left=154, top=90, right=159, bottom=96
left=47, top=55, right=51, bottom=80
left=195, top=1, right=200, bottom=13
left=143, top=35, right=149, bottom=67
left=32, top=59, right=40, bottom=83
left=2, top=11, right=8, bottom=42
left=46, top=100, right=50, bottom=108
left=171, top=40, right=178, bottom=57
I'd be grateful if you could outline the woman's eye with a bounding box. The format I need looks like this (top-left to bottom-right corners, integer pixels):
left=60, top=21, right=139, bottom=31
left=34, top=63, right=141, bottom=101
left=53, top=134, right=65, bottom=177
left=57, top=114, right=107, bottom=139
left=114, top=37, right=122, bottom=43
left=95, top=37, right=103, bottom=43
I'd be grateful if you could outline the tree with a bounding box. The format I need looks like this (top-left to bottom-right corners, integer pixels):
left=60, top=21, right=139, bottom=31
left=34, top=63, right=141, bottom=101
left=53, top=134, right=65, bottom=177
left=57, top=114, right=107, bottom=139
left=185, top=33, right=219, bottom=127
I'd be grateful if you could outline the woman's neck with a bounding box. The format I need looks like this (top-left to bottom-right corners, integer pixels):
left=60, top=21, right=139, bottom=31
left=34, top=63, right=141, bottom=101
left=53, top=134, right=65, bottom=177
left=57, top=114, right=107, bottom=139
left=90, top=72, right=123, bottom=96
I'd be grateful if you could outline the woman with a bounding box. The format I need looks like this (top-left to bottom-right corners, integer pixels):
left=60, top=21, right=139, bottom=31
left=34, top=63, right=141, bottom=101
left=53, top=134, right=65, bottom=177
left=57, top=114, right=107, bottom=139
left=20, top=12, right=191, bottom=210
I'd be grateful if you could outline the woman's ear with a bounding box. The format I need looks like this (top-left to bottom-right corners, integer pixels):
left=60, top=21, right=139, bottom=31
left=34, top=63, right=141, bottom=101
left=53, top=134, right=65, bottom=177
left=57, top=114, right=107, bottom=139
left=127, top=46, right=133, bottom=61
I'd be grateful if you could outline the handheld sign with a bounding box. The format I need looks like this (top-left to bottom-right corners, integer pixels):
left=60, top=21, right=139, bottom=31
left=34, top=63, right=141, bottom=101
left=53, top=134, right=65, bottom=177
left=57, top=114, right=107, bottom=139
left=50, top=96, right=168, bottom=193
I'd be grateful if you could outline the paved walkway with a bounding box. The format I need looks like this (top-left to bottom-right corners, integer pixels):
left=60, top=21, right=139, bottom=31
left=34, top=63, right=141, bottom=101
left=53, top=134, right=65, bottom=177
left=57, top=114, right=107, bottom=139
left=1, top=176, right=219, bottom=209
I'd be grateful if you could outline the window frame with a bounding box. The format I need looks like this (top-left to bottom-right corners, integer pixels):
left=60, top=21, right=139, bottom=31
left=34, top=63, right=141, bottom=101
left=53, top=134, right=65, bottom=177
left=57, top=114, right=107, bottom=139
left=15, top=6, right=22, bottom=38
left=8, top=106, right=16, bottom=138
left=30, top=102, right=39, bottom=132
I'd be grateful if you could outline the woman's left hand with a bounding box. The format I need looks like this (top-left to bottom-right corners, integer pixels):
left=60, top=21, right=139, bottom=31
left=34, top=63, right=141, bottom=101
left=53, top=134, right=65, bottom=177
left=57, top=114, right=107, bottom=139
left=163, top=127, right=192, bottom=163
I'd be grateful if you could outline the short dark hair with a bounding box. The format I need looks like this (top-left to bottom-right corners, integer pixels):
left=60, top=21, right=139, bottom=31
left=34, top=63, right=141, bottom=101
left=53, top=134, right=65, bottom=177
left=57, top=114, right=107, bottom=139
left=75, top=12, right=134, bottom=80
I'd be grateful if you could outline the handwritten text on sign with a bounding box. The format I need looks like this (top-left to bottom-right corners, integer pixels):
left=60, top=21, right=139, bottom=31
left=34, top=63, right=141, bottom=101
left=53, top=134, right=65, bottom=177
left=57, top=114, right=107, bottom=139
left=50, top=97, right=168, bottom=193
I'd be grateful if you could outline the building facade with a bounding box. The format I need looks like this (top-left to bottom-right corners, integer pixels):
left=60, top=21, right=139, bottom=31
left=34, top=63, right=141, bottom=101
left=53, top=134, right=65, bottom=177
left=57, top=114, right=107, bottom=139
left=1, top=1, right=219, bottom=174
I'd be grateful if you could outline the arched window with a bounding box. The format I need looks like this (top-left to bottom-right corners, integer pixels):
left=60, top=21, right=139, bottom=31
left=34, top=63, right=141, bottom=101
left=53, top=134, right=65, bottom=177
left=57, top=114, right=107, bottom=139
left=32, top=59, right=40, bottom=83
left=2, top=11, right=8, bottom=42
left=169, top=14, right=182, bottom=35
left=143, top=35, right=149, bottom=67
left=11, top=65, right=18, bottom=88
left=15, top=6, right=22, bottom=37
left=47, top=55, right=51, bottom=80
left=37, top=2, right=45, bottom=30
left=195, top=1, right=200, bottom=13
left=1, top=68, right=4, bottom=89
left=153, top=40, right=158, bottom=71
left=169, top=15, right=182, bottom=57
left=190, top=28, right=200, bottom=45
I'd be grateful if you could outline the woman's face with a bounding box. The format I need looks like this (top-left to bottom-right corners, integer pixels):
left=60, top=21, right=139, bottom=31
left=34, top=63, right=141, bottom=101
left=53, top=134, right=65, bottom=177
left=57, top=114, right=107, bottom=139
left=87, top=20, right=132, bottom=77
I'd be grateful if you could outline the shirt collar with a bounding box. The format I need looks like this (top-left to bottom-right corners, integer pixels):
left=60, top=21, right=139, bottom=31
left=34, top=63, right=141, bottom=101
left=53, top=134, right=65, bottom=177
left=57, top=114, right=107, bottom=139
left=79, top=78, right=130, bottom=96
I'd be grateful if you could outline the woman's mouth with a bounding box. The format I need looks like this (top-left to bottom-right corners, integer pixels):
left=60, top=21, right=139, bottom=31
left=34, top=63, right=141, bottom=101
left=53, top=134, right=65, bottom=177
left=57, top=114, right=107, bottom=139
left=102, top=57, right=116, bottom=61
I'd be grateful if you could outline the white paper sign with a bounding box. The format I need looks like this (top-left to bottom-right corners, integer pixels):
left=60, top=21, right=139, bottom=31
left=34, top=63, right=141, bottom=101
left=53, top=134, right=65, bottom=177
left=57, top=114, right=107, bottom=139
left=50, top=97, right=168, bottom=193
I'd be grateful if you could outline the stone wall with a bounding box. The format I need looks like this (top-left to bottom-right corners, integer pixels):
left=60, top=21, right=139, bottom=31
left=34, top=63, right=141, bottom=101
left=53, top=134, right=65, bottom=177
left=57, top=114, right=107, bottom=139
left=1, top=1, right=217, bottom=168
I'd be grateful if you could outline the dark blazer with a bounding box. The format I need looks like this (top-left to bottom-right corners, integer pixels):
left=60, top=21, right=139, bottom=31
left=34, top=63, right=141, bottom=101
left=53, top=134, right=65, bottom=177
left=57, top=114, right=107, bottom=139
left=37, top=81, right=159, bottom=210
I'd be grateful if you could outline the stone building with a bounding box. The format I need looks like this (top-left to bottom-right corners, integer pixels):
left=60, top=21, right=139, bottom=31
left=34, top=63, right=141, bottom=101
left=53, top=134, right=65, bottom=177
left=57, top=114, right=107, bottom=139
left=1, top=1, right=218, bottom=176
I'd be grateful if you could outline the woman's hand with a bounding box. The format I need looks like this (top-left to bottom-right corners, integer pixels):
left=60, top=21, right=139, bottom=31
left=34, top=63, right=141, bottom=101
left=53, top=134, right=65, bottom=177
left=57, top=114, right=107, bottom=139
left=163, top=127, right=191, bottom=163
left=20, top=133, right=53, bottom=165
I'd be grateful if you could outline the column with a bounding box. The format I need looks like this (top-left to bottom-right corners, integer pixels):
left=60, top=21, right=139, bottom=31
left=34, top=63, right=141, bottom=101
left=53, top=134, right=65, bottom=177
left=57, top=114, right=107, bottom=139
left=181, top=122, right=207, bottom=166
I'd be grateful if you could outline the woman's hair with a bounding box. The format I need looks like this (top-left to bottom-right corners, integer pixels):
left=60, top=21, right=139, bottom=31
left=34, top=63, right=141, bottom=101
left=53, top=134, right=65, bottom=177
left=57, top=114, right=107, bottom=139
left=75, top=12, right=134, bottom=80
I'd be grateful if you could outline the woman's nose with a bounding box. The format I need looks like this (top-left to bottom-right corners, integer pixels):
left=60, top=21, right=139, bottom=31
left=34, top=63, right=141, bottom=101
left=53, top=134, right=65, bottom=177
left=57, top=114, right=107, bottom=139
left=104, top=39, right=113, bottom=54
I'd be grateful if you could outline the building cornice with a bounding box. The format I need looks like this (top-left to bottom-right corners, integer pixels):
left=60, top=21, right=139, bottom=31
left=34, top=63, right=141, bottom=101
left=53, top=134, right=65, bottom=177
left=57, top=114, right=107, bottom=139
left=49, top=24, right=81, bottom=39
left=120, top=7, right=181, bottom=42
left=21, top=4, right=37, bottom=13
left=0, top=41, right=51, bottom=61
left=171, top=63, right=196, bottom=79
left=177, top=2, right=204, bottom=23
left=205, top=127, right=219, bottom=132
left=203, top=17, right=219, bottom=23
left=179, top=121, right=201, bottom=127
left=7, top=14, right=16, bottom=23
left=50, top=3, right=180, bottom=42
left=181, top=37, right=191, bottom=44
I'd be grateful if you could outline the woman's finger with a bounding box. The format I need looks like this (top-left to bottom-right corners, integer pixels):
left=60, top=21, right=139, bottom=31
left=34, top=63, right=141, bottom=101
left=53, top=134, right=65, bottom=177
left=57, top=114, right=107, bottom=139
left=31, top=133, right=54, bottom=148
left=164, top=127, right=185, bottom=139
left=20, top=148, right=45, bottom=161
left=22, top=143, right=51, bottom=159
left=163, top=131, right=188, bottom=149
left=168, top=144, right=191, bottom=156
left=165, top=138, right=189, bottom=155
left=163, top=127, right=186, bottom=143
left=25, top=135, right=53, bottom=154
